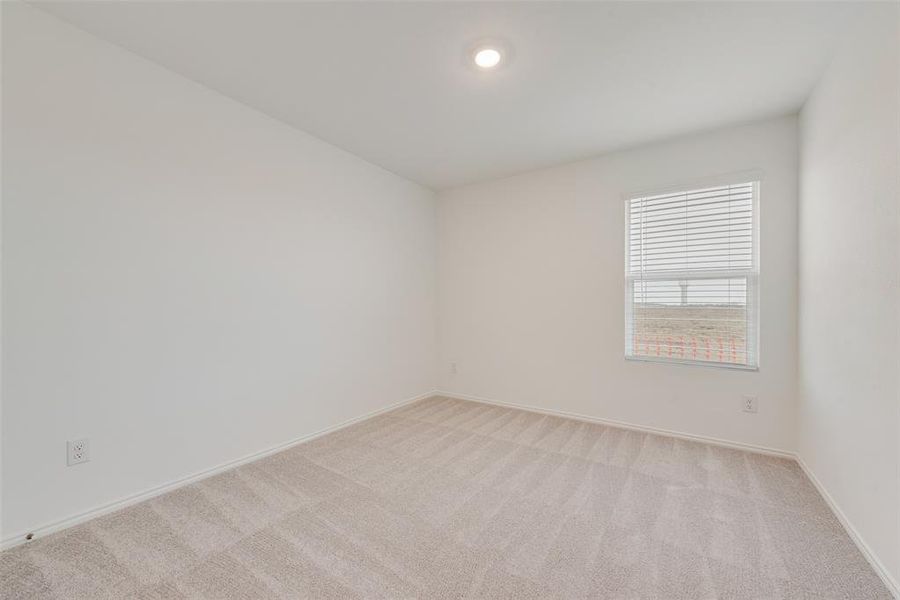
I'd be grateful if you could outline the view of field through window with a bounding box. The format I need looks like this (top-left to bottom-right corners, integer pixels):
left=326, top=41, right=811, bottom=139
left=632, top=306, right=748, bottom=364
left=631, top=277, right=749, bottom=364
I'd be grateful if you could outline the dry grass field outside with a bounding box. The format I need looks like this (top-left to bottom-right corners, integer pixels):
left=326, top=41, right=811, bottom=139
left=632, top=305, right=747, bottom=364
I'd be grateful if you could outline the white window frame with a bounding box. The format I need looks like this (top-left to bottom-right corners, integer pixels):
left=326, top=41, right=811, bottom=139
left=624, top=174, right=760, bottom=371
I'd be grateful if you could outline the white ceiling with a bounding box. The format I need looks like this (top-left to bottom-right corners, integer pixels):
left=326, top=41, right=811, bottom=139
left=35, top=1, right=862, bottom=190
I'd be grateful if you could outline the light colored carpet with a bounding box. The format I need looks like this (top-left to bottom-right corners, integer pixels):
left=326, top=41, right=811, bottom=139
left=0, top=395, right=891, bottom=599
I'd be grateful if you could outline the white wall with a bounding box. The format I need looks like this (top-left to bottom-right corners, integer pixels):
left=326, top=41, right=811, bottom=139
left=798, top=4, right=900, bottom=590
left=437, top=116, right=798, bottom=452
left=1, top=3, right=436, bottom=542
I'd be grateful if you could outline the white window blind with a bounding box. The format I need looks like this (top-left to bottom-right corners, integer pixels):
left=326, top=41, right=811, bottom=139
left=625, top=180, right=758, bottom=368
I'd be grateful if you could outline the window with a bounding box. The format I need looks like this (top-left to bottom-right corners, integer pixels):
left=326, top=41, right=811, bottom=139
left=625, top=179, right=759, bottom=368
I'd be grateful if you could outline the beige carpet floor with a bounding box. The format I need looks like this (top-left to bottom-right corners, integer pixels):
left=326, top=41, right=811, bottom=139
left=0, top=395, right=891, bottom=599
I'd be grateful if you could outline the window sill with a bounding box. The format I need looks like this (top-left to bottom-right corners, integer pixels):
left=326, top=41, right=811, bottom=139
left=625, top=355, right=759, bottom=372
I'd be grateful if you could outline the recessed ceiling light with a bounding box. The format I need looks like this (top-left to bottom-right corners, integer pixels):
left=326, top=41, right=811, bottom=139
left=473, top=47, right=502, bottom=69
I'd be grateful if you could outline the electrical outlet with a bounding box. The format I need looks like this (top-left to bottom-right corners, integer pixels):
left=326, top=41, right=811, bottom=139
left=450, top=361, right=459, bottom=375
left=67, top=439, right=89, bottom=466
left=742, top=395, right=758, bottom=414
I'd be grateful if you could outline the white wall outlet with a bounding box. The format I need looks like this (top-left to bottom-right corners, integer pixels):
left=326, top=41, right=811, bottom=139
left=450, top=361, right=459, bottom=375
left=742, top=395, right=758, bottom=413
left=67, top=438, right=90, bottom=466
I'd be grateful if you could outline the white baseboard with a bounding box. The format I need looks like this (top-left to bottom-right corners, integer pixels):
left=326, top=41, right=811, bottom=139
left=0, top=390, right=436, bottom=551
left=795, top=455, right=899, bottom=599
left=435, top=390, right=794, bottom=458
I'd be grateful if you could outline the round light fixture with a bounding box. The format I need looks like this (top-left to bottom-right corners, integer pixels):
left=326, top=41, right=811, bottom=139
left=473, top=47, right=502, bottom=69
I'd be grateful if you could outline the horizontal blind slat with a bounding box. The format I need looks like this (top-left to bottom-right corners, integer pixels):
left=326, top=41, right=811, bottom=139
left=629, top=195, right=752, bottom=216
left=629, top=222, right=752, bottom=239
left=629, top=217, right=753, bottom=235
left=632, top=184, right=754, bottom=206
left=630, top=208, right=753, bottom=227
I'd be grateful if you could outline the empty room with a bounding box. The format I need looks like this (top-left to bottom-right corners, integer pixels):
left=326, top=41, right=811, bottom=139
left=1, top=1, right=898, bottom=598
